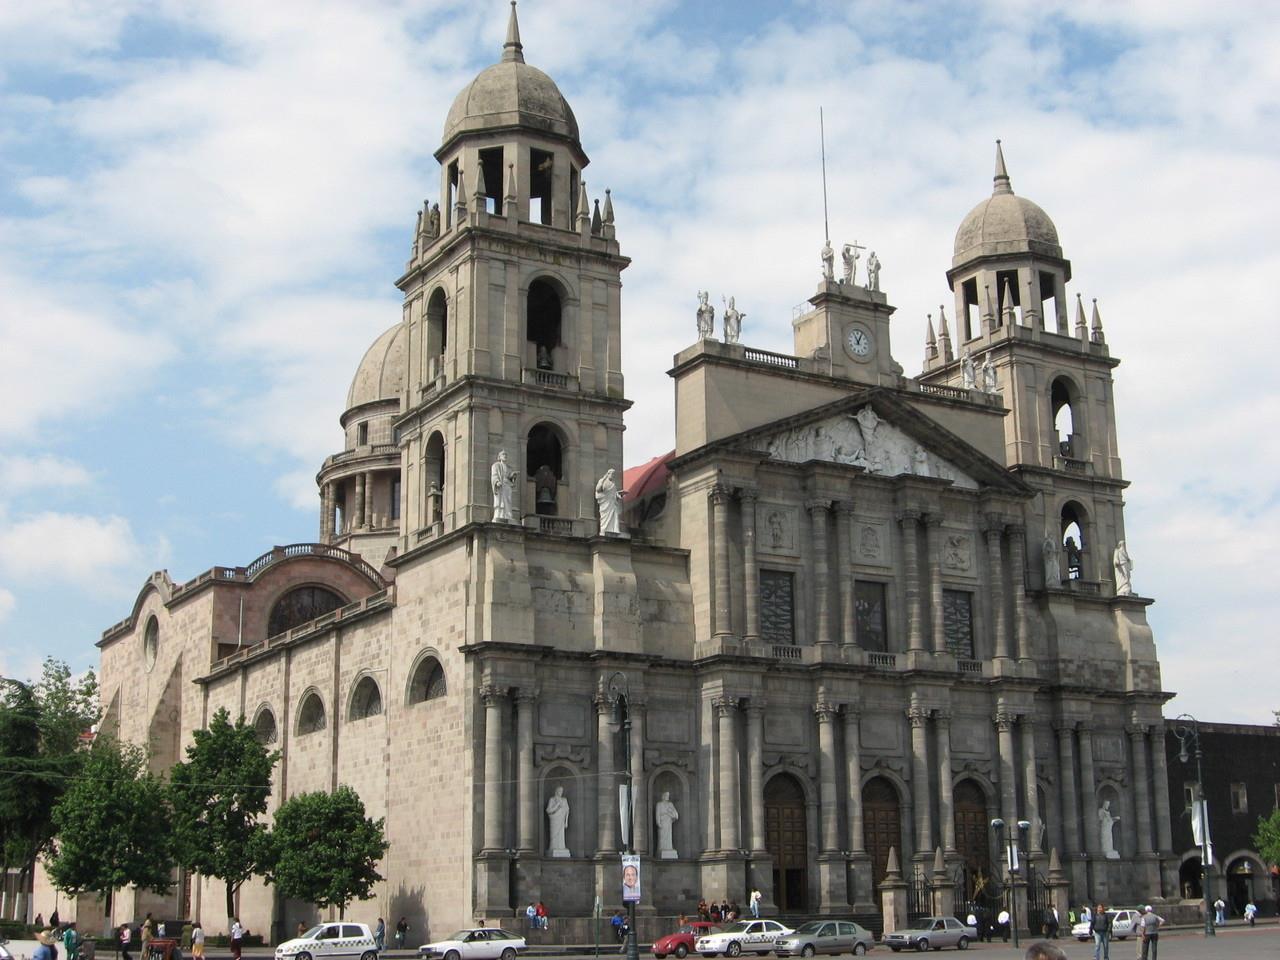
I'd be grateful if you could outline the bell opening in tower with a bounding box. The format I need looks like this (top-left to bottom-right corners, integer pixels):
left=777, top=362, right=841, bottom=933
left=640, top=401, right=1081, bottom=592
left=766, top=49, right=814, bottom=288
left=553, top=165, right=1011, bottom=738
left=530, top=147, right=554, bottom=225
left=479, top=147, right=504, bottom=215
left=995, top=269, right=1020, bottom=323
left=962, top=277, right=979, bottom=341
left=1060, top=501, right=1087, bottom=580
left=526, top=424, right=563, bottom=516
left=527, top=278, right=561, bottom=371
left=426, top=288, right=448, bottom=377
left=446, top=159, right=460, bottom=228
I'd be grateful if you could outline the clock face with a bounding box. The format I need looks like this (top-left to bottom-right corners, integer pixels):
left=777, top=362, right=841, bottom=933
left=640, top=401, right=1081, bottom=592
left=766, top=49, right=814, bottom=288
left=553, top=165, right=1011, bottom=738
left=846, top=324, right=873, bottom=359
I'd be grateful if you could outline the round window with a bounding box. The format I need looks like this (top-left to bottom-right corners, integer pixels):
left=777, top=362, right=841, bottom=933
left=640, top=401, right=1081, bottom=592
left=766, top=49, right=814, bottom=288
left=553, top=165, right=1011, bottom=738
left=143, top=616, right=159, bottom=672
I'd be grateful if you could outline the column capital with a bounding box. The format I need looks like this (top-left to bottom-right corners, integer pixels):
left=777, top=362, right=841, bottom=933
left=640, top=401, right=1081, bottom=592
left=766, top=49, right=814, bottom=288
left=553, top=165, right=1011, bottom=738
left=907, top=705, right=930, bottom=727
left=814, top=700, right=840, bottom=723
left=709, top=483, right=734, bottom=505
left=1054, top=719, right=1078, bottom=736
left=983, top=523, right=1004, bottom=541
left=744, top=700, right=766, bottom=718
left=994, top=710, right=1016, bottom=731
left=513, top=688, right=538, bottom=705
left=1005, top=521, right=1026, bottom=537
left=805, top=498, right=832, bottom=516
left=896, top=509, right=922, bottom=525
left=738, top=486, right=760, bottom=504
left=1126, top=723, right=1151, bottom=739
left=834, top=499, right=857, bottom=516
left=713, top=695, right=741, bottom=717
left=923, top=513, right=945, bottom=528
left=934, top=711, right=952, bottom=728
left=842, top=705, right=862, bottom=724
left=480, top=683, right=509, bottom=706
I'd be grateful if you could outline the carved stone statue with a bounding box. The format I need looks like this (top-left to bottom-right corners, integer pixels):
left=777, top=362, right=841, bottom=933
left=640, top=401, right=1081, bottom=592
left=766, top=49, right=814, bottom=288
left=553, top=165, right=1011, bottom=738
left=841, top=243, right=859, bottom=285
left=821, top=239, right=835, bottom=281
left=722, top=297, right=744, bottom=344
left=1113, top=540, right=1134, bottom=596
left=961, top=351, right=977, bottom=389
left=696, top=291, right=715, bottom=339
left=595, top=468, right=624, bottom=535
left=1064, top=536, right=1082, bottom=578
left=1043, top=536, right=1061, bottom=586
left=547, top=786, right=570, bottom=857
left=866, top=251, right=881, bottom=291
left=491, top=450, right=517, bottom=522
left=912, top=446, right=929, bottom=477
left=428, top=202, right=441, bottom=238
left=981, top=355, right=998, bottom=393
left=655, top=791, right=679, bottom=859
left=1098, top=800, right=1120, bottom=859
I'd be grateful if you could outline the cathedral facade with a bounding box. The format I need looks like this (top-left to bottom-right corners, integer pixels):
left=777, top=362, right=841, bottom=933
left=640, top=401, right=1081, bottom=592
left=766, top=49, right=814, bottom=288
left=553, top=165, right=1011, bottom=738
left=86, top=6, right=1175, bottom=941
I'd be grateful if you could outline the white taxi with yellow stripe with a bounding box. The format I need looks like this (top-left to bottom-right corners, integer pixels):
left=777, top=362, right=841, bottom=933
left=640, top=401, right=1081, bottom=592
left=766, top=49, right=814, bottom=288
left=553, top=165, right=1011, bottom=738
left=276, top=922, right=378, bottom=960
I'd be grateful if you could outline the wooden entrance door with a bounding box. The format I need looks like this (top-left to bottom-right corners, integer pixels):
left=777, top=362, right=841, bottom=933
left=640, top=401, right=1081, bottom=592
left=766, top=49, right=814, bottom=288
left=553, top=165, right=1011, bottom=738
left=765, top=773, right=808, bottom=912
left=862, top=777, right=901, bottom=893
left=954, top=780, right=991, bottom=882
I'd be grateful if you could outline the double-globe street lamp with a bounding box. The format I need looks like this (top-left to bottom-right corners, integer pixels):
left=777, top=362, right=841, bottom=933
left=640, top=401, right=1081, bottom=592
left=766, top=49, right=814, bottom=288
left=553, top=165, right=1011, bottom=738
left=606, top=671, right=641, bottom=960
left=990, top=818, right=1031, bottom=949
left=1171, top=714, right=1215, bottom=937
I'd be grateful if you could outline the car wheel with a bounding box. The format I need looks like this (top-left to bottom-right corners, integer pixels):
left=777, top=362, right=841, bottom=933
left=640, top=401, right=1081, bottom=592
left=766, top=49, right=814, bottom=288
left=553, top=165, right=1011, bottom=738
left=800, top=947, right=814, bottom=958
left=727, top=944, right=742, bottom=958
left=956, top=937, right=968, bottom=951
left=853, top=945, right=866, bottom=956
left=914, top=940, right=927, bottom=953
left=501, top=950, right=516, bottom=960
left=362, top=952, right=378, bottom=960
left=445, top=951, right=461, bottom=960
left=297, top=953, right=312, bottom=960
left=676, top=948, right=688, bottom=959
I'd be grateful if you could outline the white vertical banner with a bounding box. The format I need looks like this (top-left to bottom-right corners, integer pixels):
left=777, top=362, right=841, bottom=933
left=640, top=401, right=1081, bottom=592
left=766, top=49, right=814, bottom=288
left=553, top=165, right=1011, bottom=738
left=1191, top=799, right=1214, bottom=866
left=1007, top=844, right=1020, bottom=873
left=619, top=784, right=632, bottom=846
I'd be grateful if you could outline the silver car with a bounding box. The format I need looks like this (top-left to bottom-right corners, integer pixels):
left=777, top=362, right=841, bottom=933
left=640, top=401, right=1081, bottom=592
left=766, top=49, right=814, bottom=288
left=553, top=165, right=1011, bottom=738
left=774, top=921, right=875, bottom=956
left=882, top=917, right=976, bottom=952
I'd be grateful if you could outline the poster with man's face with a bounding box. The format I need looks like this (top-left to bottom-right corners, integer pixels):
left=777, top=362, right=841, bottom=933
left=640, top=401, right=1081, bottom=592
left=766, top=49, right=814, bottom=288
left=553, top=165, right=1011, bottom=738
left=621, top=854, right=641, bottom=903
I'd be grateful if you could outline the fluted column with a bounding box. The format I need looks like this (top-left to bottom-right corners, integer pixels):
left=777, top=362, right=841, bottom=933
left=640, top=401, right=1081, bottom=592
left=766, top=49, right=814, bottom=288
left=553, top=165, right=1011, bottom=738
left=1150, top=727, right=1174, bottom=854
left=365, top=470, right=375, bottom=527
left=908, top=703, right=932, bottom=854
left=354, top=473, right=367, bottom=530
left=1057, top=723, right=1081, bottom=855
left=926, top=516, right=946, bottom=654
left=936, top=713, right=956, bottom=854
left=711, top=485, right=733, bottom=637
left=631, top=700, right=648, bottom=854
left=1128, top=724, right=1154, bottom=854
left=844, top=706, right=865, bottom=855
left=1007, top=524, right=1030, bottom=659
left=1021, top=717, right=1041, bottom=854
left=741, top=489, right=761, bottom=641
left=515, top=690, right=538, bottom=851
left=809, top=500, right=833, bottom=646
left=995, top=709, right=1018, bottom=827
left=715, top=696, right=742, bottom=851
left=1078, top=731, right=1099, bottom=855
left=481, top=683, right=508, bottom=851
left=596, top=696, right=618, bottom=853
left=746, top=702, right=766, bottom=852
left=816, top=701, right=841, bottom=853
left=986, top=523, right=1010, bottom=659
left=900, top=511, right=925, bottom=650
left=835, top=501, right=856, bottom=647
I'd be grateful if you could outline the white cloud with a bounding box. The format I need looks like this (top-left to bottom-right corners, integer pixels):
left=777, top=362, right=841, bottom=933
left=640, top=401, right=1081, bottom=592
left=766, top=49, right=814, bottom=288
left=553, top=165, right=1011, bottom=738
left=0, top=512, right=151, bottom=593
left=0, top=454, right=93, bottom=495
left=0, top=587, right=14, bottom=623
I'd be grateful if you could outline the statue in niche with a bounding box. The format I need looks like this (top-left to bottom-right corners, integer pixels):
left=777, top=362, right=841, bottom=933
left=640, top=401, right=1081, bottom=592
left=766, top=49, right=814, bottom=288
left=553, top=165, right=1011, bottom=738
left=428, top=202, right=441, bottom=238
left=655, top=791, right=680, bottom=859
left=866, top=251, right=882, bottom=291
left=1098, top=800, right=1120, bottom=859
left=696, top=291, right=715, bottom=339
left=534, top=463, right=558, bottom=516
left=767, top=510, right=786, bottom=549
left=912, top=445, right=929, bottom=477
left=1064, top=536, right=1082, bottom=579
left=821, top=239, right=835, bottom=282
left=961, top=351, right=977, bottom=389
left=982, top=354, right=998, bottom=393
left=491, top=450, right=517, bottom=522
left=841, top=243, right=860, bottom=284
left=722, top=297, right=744, bottom=344
left=1043, top=535, right=1062, bottom=585
left=1113, top=540, right=1134, bottom=596
left=547, top=786, right=570, bottom=857
left=854, top=406, right=880, bottom=448
left=595, top=468, right=624, bottom=535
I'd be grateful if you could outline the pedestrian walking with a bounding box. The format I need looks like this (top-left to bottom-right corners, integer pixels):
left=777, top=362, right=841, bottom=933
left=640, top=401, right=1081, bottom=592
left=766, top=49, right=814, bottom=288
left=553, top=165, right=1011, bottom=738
left=1046, top=906, right=1060, bottom=938
left=1090, top=902, right=1111, bottom=960
left=374, top=918, right=386, bottom=952
left=119, top=925, right=133, bottom=960
left=396, top=917, right=408, bottom=949
left=62, top=923, right=80, bottom=960
left=1244, top=900, right=1257, bottom=926
left=230, top=917, right=244, bottom=960
left=191, top=924, right=204, bottom=960
left=141, top=914, right=154, bottom=955
left=997, top=910, right=1011, bottom=942
left=749, top=890, right=761, bottom=919
left=611, top=910, right=626, bottom=944
left=1139, top=906, right=1162, bottom=960
left=1213, top=898, right=1226, bottom=925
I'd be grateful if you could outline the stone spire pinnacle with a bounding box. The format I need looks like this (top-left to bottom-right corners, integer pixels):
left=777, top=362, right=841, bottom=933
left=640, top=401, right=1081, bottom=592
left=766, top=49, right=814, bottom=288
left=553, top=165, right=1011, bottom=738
left=937, top=303, right=953, bottom=361
left=602, top=188, right=614, bottom=225
left=502, top=1, right=524, bottom=63
left=1001, top=277, right=1016, bottom=327
left=1091, top=298, right=1106, bottom=343
left=993, top=139, right=1013, bottom=196
left=576, top=179, right=590, bottom=234
left=1074, top=292, right=1088, bottom=339
left=925, top=313, right=937, bottom=361
left=504, top=162, right=517, bottom=217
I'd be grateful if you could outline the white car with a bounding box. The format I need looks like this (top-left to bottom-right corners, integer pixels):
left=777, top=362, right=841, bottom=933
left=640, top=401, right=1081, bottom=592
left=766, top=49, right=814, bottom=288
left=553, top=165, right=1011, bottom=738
left=418, top=928, right=526, bottom=960
left=1071, top=909, right=1141, bottom=941
left=696, top=920, right=794, bottom=957
left=276, top=922, right=378, bottom=960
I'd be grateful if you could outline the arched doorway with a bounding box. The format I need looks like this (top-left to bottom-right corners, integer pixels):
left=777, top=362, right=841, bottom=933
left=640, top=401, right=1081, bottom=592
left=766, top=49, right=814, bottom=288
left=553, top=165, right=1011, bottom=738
left=1227, top=857, right=1262, bottom=914
left=765, top=773, right=808, bottom=912
left=954, top=780, right=990, bottom=881
left=863, top=777, right=902, bottom=895
left=1180, top=855, right=1204, bottom=900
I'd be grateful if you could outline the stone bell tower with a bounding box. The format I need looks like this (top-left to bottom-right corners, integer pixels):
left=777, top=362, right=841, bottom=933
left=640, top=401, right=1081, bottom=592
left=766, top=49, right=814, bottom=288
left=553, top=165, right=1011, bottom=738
left=394, top=1, right=630, bottom=544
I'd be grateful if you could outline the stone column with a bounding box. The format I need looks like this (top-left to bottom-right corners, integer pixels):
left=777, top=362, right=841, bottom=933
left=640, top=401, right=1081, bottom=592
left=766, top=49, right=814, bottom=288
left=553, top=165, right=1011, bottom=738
left=1007, top=524, right=1030, bottom=660
left=936, top=713, right=956, bottom=854
left=844, top=709, right=865, bottom=854
left=631, top=700, right=648, bottom=854
left=1021, top=717, right=1041, bottom=855
left=816, top=702, right=841, bottom=852
left=741, top=488, right=761, bottom=641
left=515, top=690, right=538, bottom=852
left=1128, top=724, right=1154, bottom=854
left=481, top=683, right=508, bottom=851
left=995, top=709, right=1018, bottom=827
left=715, top=696, right=741, bottom=851
left=1150, top=728, right=1174, bottom=854
left=835, top=501, right=856, bottom=647
left=985, top=523, right=1010, bottom=659
left=596, top=696, right=618, bottom=854
left=926, top=516, right=946, bottom=654
left=899, top=511, right=925, bottom=651
left=908, top=703, right=932, bottom=855
left=319, top=482, right=332, bottom=540
left=1057, top=723, right=1081, bottom=855
left=354, top=473, right=367, bottom=530
left=1078, top=731, right=1099, bottom=855
left=746, top=702, right=766, bottom=852
left=365, top=470, right=376, bottom=527
left=711, top=485, right=733, bottom=637
left=809, top=500, right=833, bottom=646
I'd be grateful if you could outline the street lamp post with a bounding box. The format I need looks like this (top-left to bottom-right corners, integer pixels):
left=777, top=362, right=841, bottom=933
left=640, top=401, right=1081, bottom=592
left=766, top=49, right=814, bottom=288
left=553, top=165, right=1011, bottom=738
left=607, top=672, right=641, bottom=960
left=991, top=818, right=1031, bottom=949
left=1172, top=714, right=1216, bottom=937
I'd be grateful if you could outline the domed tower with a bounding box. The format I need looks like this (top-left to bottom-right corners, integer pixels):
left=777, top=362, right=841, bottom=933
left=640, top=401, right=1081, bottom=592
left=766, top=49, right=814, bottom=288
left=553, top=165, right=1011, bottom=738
left=920, top=142, right=1129, bottom=593
left=317, top=322, right=406, bottom=565
left=394, top=0, right=628, bottom=542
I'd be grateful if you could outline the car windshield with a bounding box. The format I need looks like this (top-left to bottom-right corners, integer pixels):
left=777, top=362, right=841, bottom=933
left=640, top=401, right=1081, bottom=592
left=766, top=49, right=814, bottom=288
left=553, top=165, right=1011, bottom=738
left=792, top=923, right=825, bottom=934
left=447, top=932, right=474, bottom=942
left=301, top=927, right=327, bottom=940
left=719, top=923, right=751, bottom=934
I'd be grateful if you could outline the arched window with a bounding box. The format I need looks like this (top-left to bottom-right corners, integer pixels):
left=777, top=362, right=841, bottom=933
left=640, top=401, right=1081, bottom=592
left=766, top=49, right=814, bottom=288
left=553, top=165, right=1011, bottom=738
left=297, top=692, right=326, bottom=735
left=267, top=586, right=345, bottom=638
left=348, top=676, right=383, bottom=721
left=426, top=288, right=448, bottom=373
left=143, top=616, right=159, bottom=672
left=527, top=423, right=564, bottom=516
left=253, top=708, right=278, bottom=745
left=1061, top=501, right=1088, bottom=580
left=424, top=431, right=446, bottom=525
left=527, top=279, right=561, bottom=370
left=1051, top=377, right=1081, bottom=458
left=408, top=656, right=447, bottom=704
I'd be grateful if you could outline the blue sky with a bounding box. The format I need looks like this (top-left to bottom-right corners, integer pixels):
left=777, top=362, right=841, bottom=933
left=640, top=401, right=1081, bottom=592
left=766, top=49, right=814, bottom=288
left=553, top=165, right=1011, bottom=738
left=1, top=0, right=1277, bottom=722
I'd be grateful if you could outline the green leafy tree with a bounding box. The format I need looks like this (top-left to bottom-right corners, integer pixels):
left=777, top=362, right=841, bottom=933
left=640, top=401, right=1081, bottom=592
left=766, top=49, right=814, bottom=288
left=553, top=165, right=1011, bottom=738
left=1254, top=808, right=1280, bottom=869
left=170, top=708, right=279, bottom=922
left=266, top=786, right=388, bottom=917
left=47, top=737, right=174, bottom=915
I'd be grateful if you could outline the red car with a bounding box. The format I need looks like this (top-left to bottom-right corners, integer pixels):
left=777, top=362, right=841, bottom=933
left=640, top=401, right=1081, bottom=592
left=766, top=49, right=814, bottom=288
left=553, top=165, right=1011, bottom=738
left=654, top=923, right=721, bottom=959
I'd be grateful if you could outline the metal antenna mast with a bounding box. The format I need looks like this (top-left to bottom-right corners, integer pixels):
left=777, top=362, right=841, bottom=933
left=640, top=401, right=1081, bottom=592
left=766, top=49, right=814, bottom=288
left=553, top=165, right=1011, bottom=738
left=820, top=107, right=830, bottom=243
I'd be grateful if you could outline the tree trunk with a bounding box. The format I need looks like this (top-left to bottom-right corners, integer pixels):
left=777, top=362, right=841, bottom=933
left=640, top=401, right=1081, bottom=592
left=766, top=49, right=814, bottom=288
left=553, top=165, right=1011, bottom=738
left=226, top=882, right=236, bottom=930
